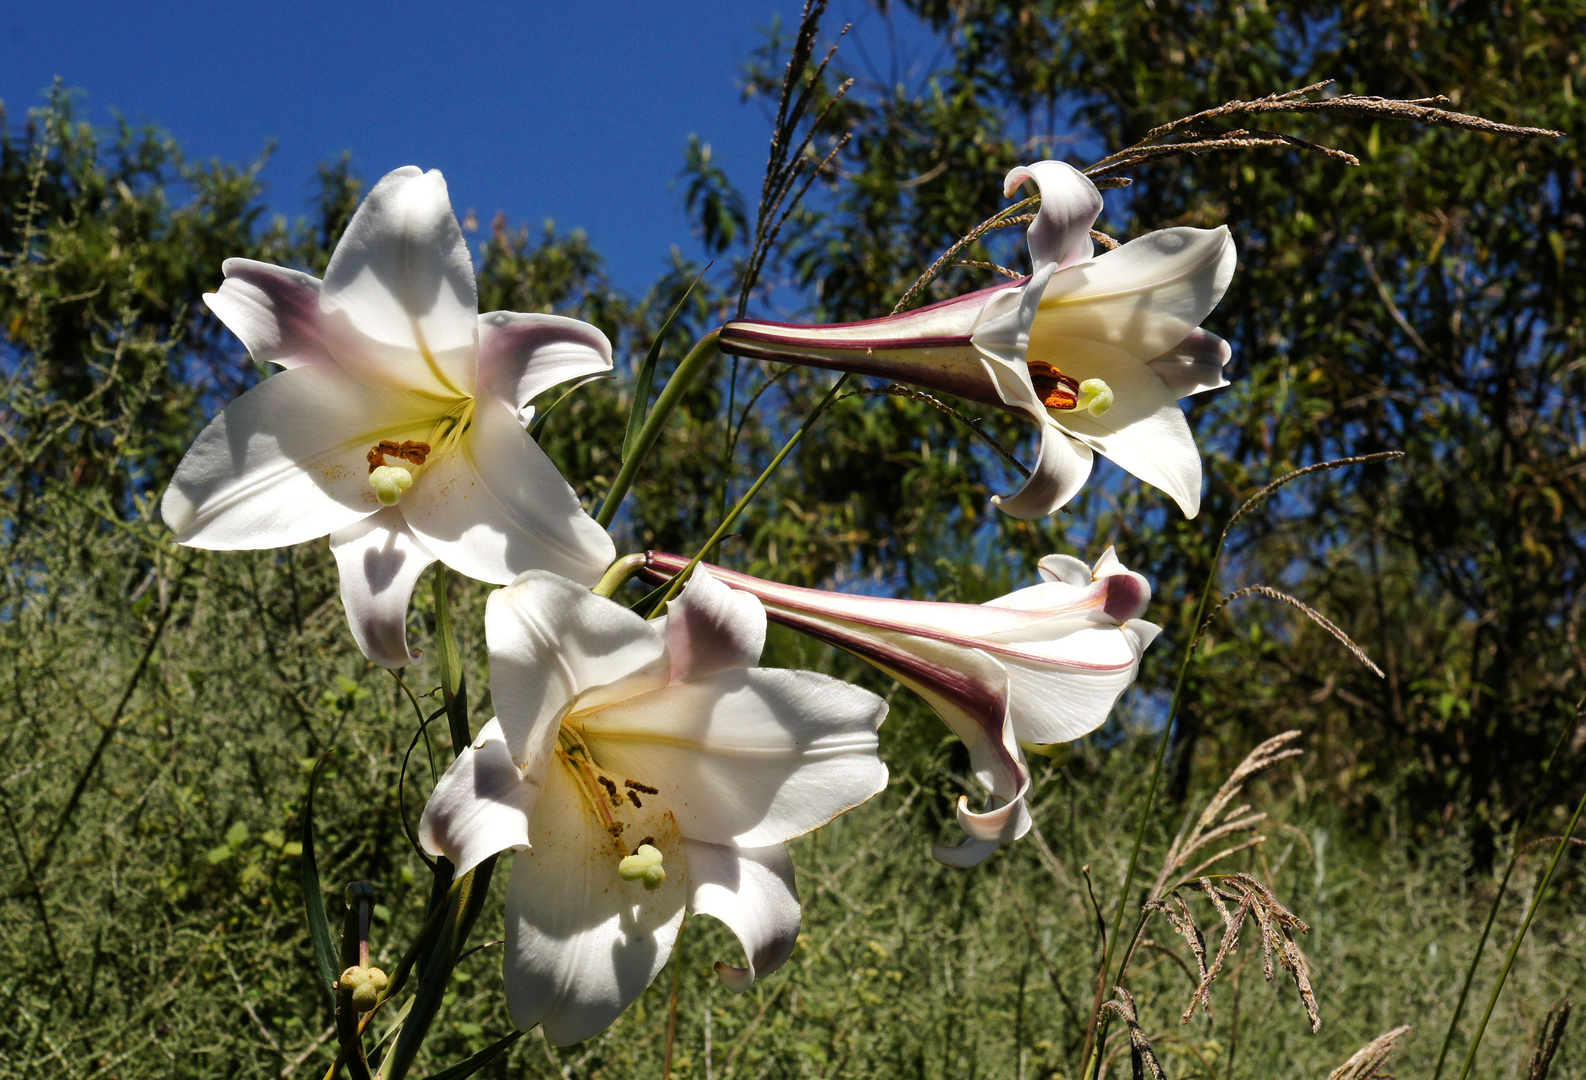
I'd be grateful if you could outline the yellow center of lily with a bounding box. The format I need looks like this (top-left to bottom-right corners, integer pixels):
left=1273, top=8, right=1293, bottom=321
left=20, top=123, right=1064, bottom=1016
left=362, top=398, right=475, bottom=506
left=556, top=726, right=667, bottom=885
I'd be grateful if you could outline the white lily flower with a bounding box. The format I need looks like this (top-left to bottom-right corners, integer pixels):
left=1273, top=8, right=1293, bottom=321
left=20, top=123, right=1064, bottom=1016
left=161, top=166, right=616, bottom=667
left=718, top=159, right=1237, bottom=518
left=644, top=549, right=1160, bottom=867
left=417, top=569, right=888, bottom=1044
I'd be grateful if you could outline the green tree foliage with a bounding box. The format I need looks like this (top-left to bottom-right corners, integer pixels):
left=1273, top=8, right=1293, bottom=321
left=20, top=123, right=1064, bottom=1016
left=717, top=0, right=1586, bottom=847
left=2, top=3, right=1583, bottom=1073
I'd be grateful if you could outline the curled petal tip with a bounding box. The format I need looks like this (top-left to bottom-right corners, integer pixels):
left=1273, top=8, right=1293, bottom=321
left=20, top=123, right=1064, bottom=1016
left=1003, top=164, right=1036, bottom=199
left=954, top=793, right=1028, bottom=845
left=931, top=837, right=1000, bottom=867
left=1101, top=573, right=1151, bottom=623
left=714, top=961, right=755, bottom=994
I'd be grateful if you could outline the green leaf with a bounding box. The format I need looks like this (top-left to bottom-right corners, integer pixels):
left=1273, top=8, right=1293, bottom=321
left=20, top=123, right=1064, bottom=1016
left=527, top=374, right=609, bottom=440
left=430, top=567, right=470, bottom=756
left=622, top=264, right=709, bottom=464
left=418, top=1031, right=526, bottom=1080
left=300, top=750, right=340, bottom=1011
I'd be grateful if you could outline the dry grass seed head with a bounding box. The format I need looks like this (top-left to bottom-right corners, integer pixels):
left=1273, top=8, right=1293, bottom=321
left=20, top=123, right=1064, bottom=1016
left=1100, top=986, right=1169, bottom=1080
left=1525, top=1001, right=1572, bottom=1080
left=1327, top=1025, right=1413, bottom=1080
left=1152, top=730, right=1304, bottom=896
left=1224, top=873, right=1319, bottom=1032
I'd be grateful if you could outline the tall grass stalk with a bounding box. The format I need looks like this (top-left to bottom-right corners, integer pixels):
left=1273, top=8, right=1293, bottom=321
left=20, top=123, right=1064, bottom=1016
left=1454, top=780, right=1586, bottom=1080
left=1082, top=454, right=1401, bottom=1078
left=1431, top=698, right=1584, bottom=1080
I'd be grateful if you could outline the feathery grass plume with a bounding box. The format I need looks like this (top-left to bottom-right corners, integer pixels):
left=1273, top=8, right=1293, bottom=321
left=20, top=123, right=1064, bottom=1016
left=1199, top=586, right=1384, bottom=679
left=1150, top=730, right=1305, bottom=897
left=1525, top=1001, right=1572, bottom=1080
left=1142, top=893, right=1211, bottom=1022
left=1099, top=987, right=1168, bottom=1080
left=1085, top=80, right=1562, bottom=180
left=1326, top=1025, right=1412, bottom=1080
left=1142, top=872, right=1320, bottom=1032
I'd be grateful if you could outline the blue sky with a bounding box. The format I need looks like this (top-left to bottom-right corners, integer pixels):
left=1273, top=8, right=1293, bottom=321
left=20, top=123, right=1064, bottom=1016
left=1, top=1, right=943, bottom=295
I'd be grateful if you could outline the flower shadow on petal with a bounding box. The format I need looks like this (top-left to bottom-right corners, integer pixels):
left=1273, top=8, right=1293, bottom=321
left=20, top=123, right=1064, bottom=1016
left=582, top=668, right=887, bottom=849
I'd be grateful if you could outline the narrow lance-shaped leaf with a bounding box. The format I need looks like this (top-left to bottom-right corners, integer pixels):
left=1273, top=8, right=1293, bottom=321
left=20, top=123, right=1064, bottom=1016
left=431, top=566, right=470, bottom=755
left=418, top=1031, right=526, bottom=1080
left=300, top=751, right=339, bottom=1012
left=623, top=264, right=709, bottom=463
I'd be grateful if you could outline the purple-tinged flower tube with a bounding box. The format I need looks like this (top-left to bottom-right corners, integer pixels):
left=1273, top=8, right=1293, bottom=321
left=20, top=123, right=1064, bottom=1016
left=643, top=548, right=1160, bottom=866
left=720, top=160, right=1237, bottom=519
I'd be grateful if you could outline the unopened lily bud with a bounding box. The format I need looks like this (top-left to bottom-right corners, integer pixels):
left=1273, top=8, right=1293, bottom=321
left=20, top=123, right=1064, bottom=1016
left=1076, top=378, right=1113, bottom=417
left=617, top=844, right=666, bottom=891
left=368, top=464, right=413, bottom=506
left=344, top=881, right=377, bottom=907
left=339, top=964, right=389, bottom=1012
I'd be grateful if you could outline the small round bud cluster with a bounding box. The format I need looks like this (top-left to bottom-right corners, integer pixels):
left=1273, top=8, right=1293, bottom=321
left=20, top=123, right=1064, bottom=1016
left=340, top=964, right=389, bottom=1012
left=1076, top=378, right=1114, bottom=417
left=617, top=844, right=666, bottom=891
left=368, top=464, right=413, bottom=506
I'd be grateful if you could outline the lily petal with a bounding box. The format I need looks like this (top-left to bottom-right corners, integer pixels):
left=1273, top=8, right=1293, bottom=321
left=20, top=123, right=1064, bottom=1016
left=328, top=507, right=437, bottom=668
left=761, top=604, right=1029, bottom=825
left=931, top=834, right=1003, bottom=868
left=995, top=624, right=1156, bottom=744
left=955, top=791, right=1032, bottom=846
left=161, top=364, right=427, bottom=549
left=1055, top=346, right=1204, bottom=517
left=684, top=840, right=800, bottom=993
left=486, top=571, right=670, bottom=782
left=991, top=421, right=1094, bottom=520
left=1034, top=225, right=1236, bottom=362
left=478, top=311, right=614, bottom=418
left=1004, top=160, right=1102, bottom=271
left=504, top=762, right=687, bottom=1046
left=418, top=718, right=536, bottom=877
left=653, top=568, right=767, bottom=683
left=320, top=166, right=479, bottom=398
left=204, top=258, right=331, bottom=369
left=1037, top=553, right=1092, bottom=586
left=580, top=668, right=888, bottom=848
left=988, top=565, right=1151, bottom=626
left=1148, top=327, right=1232, bottom=399
left=402, top=393, right=616, bottom=587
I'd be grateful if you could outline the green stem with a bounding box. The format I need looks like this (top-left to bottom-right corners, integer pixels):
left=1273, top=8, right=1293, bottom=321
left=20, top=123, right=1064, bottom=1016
left=1454, top=780, right=1586, bottom=1080
left=1431, top=700, right=1583, bottom=1080
left=377, top=855, right=497, bottom=1080
left=648, top=373, right=849, bottom=613
left=593, top=553, right=648, bottom=598
left=1081, top=529, right=1232, bottom=1080
left=597, top=331, right=721, bottom=528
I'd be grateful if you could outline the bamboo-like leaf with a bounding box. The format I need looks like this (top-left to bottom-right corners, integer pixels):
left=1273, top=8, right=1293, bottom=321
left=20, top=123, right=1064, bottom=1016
left=419, top=1031, right=526, bottom=1080
left=300, top=750, right=339, bottom=1011
left=623, top=264, right=709, bottom=463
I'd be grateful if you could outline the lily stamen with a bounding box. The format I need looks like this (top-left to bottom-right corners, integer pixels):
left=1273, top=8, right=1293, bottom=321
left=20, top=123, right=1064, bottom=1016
left=1028, top=361, right=1080, bottom=410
